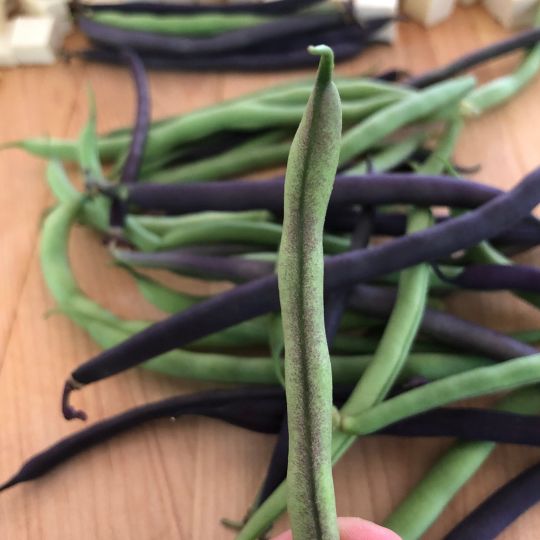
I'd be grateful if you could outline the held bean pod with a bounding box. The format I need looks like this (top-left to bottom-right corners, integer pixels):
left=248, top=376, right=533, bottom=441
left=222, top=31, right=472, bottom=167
left=276, top=45, right=341, bottom=540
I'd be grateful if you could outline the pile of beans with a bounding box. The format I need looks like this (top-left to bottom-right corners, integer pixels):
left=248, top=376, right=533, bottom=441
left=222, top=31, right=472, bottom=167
left=3, top=13, right=540, bottom=540
left=70, top=0, right=393, bottom=71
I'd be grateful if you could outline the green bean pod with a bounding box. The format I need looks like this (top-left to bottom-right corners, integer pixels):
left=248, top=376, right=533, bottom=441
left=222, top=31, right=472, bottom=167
left=462, top=8, right=540, bottom=117
left=341, top=352, right=540, bottom=435
left=345, top=132, right=426, bottom=175
left=145, top=131, right=291, bottom=183
left=157, top=219, right=349, bottom=253
left=277, top=45, right=341, bottom=540
left=89, top=11, right=274, bottom=36
left=462, top=43, right=540, bottom=117
left=7, top=92, right=404, bottom=166
left=339, top=76, right=476, bottom=165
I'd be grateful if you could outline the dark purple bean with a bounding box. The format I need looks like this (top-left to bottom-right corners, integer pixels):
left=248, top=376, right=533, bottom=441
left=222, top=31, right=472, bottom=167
left=407, top=26, right=540, bottom=88
left=433, top=263, right=540, bottom=294
left=365, top=212, right=540, bottom=248
left=253, top=418, right=290, bottom=514
left=2, top=387, right=285, bottom=492
left=376, top=69, right=410, bottom=82
left=114, top=248, right=275, bottom=282
left=2, top=385, right=357, bottom=493
left=157, top=130, right=275, bottom=170
left=76, top=38, right=370, bottom=72
left=243, top=19, right=382, bottom=55
left=62, top=166, right=540, bottom=420
left=81, top=0, right=325, bottom=15
left=78, top=12, right=348, bottom=56
left=380, top=408, right=540, bottom=446
left=119, top=48, right=150, bottom=185
left=444, top=463, right=540, bottom=540
left=325, top=209, right=374, bottom=341
left=110, top=48, right=151, bottom=230
left=8, top=385, right=540, bottom=496
left=105, top=173, right=505, bottom=214
left=350, top=285, right=537, bottom=361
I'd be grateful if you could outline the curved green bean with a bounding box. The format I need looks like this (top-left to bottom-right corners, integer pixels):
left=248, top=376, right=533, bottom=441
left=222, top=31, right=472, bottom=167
left=277, top=45, right=341, bottom=540
left=462, top=9, right=540, bottom=117
left=339, top=76, right=476, bottom=165
left=339, top=210, right=431, bottom=414
left=135, top=210, right=273, bottom=235
left=9, top=92, right=404, bottom=165
left=341, top=352, right=540, bottom=435
left=158, top=220, right=349, bottom=253
left=345, top=132, right=426, bottom=175
left=145, top=132, right=291, bottom=183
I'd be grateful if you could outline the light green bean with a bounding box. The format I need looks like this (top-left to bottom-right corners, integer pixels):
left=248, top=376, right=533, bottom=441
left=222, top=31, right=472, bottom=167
left=277, top=46, right=341, bottom=540
left=341, top=352, right=540, bottom=435
left=158, top=220, right=349, bottom=253
left=90, top=11, right=276, bottom=36
left=339, top=76, right=476, bottom=165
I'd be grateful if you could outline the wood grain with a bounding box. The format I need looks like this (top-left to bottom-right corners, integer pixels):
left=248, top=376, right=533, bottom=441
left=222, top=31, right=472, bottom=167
left=1, top=5, right=540, bottom=539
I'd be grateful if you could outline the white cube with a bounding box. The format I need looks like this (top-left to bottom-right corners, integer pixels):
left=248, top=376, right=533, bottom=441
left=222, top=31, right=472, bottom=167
left=483, top=0, right=539, bottom=28
left=19, top=0, right=72, bottom=35
left=0, top=22, right=16, bottom=66
left=353, top=0, right=399, bottom=43
left=403, top=0, right=457, bottom=26
left=10, top=15, right=64, bottom=64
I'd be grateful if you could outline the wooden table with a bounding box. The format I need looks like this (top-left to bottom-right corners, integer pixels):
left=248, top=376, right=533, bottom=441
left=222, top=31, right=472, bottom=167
left=1, top=5, right=540, bottom=539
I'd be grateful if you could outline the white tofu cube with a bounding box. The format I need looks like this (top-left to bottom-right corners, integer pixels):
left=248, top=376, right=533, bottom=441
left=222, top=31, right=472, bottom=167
left=403, top=0, right=457, bottom=26
left=483, top=0, right=539, bottom=28
left=0, top=23, right=16, bottom=66
left=352, top=0, right=399, bottom=43
left=10, top=15, right=64, bottom=64
left=19, top=0, right=72, bottom=35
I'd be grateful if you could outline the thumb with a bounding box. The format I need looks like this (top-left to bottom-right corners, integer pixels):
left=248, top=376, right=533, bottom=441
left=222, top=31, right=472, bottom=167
left=272, top=517, right=401, bottom=540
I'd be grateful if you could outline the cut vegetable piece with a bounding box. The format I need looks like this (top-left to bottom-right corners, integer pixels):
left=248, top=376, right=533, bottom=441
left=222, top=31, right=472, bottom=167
left=10, top=15, right=64, bottom=64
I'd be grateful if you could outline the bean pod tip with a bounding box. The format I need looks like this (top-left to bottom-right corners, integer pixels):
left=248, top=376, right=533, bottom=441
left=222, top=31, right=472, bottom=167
left=62, top=379, right=87, bottom=422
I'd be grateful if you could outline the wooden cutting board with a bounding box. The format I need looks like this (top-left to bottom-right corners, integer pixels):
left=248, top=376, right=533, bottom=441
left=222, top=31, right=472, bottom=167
left=0, top=5, right=539, bottom=539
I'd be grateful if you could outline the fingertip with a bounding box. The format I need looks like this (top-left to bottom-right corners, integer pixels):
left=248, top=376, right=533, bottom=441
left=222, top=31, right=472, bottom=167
left=338, top=517, right=402, bottom=540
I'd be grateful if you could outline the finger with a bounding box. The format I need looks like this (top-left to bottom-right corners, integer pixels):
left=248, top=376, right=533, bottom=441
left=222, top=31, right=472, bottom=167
left=272, top=517, right=401, bottom=540
left=338, top=517, right=401, bottom=540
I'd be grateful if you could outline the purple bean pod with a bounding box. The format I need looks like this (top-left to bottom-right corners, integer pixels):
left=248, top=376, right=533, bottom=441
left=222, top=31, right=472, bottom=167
left=444, top=462, right=540, bottom=540
left=105, top=173, right=505, bottom=214
left=407, top=26, right=540, bottom=88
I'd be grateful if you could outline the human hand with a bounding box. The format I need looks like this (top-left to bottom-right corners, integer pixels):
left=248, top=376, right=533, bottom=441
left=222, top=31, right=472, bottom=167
left=272, top=517, right=401, bottom=540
